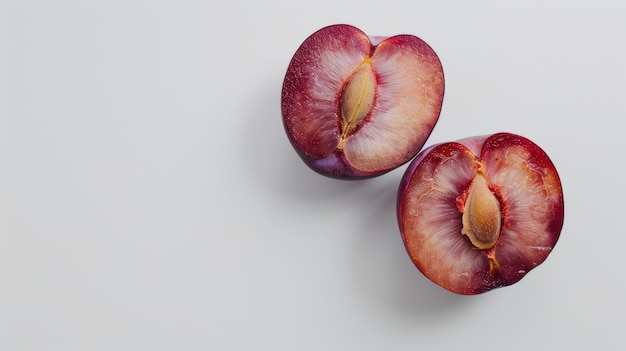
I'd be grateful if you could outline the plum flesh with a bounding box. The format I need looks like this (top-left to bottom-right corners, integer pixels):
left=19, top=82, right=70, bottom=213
left=397, top=133, right=564, bottom=295
left=281, top=24, right=445, bottom=179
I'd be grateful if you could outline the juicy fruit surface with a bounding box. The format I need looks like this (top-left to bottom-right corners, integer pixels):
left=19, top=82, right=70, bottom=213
left=398, top=133, right=564, bottom=294
left=281, top=24, right=444, bottom=178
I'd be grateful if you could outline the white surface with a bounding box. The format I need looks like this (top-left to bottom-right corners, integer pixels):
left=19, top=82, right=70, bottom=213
left=1, top=1, right=624, bottom=350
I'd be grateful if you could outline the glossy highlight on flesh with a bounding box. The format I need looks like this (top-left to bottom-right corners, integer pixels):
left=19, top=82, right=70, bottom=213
left=281, top=24, right=445, bottom=179
left=397, top=133, right=564, bottom=295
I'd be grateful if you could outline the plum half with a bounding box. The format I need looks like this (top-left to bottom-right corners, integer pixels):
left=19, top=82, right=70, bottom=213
left=397, top=132, right=564, bottom=295
left=281, top=24, right=445, bottom=179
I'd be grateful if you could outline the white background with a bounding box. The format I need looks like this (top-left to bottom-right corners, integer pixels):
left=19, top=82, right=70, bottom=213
left=1, top=1, right=624, bottom=350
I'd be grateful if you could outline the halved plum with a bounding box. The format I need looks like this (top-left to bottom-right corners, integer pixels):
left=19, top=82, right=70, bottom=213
left=281, top=24, right=445, bottom=179
left=397, top=132, right=564, bottom=294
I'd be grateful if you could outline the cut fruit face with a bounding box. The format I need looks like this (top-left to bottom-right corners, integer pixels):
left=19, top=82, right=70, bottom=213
left=397, top=133, right=564, bottom=295
left=281, top=24, right=445, bottom=179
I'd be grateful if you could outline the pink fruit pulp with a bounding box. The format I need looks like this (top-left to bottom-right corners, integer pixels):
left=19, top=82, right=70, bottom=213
left=397, top=132, right=564, bottom=294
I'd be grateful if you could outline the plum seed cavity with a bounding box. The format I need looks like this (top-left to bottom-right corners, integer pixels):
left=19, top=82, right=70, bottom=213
left=338, top=58, right=376, bottom=146
left=460, top=170, right=502, bottom=250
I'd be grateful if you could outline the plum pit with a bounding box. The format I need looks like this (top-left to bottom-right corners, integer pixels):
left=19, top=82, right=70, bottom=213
left=339, top=58, right=376, bottom=145
left=460, top=170, right=502, bottom=250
